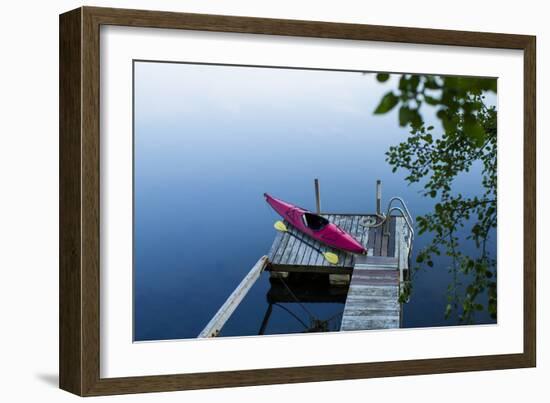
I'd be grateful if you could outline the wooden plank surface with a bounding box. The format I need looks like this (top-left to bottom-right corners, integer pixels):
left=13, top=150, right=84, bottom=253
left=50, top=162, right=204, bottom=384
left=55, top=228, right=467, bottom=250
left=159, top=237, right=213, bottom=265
left=340, top=256, right=400, bottom=331
left=267, top=214, right=409, bottom=274
left=395, top=217, right=410, bottom=271
left=374, top=225, right=383, bottom=256
left=356, top=216, right=370, bottom=260
left=381, top=231, right=389, bottom=257
left=268, top=214, right=360, bottom=270
left=343, top=216, right=356, bottom=267
left=268, top=231, right=283, bottom=260
left=367, top=226, right=376, bottom=252
left=387, top=216, right=397, bottom=258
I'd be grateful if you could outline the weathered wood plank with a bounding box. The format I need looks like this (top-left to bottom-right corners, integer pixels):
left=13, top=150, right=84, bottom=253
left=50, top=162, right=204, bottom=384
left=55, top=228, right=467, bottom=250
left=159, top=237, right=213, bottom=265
left=199, top=256, right=268, bottom=337
left=340, top=318, right=400, bottom=330
left=367, top=226, right=376, bottom=251
left=374, top=225, right=383, bottom=256
left=396, top=217, right=410, bottom=271
left=342, top=311, right=400, bottom=319
left=343, top=302, right=399, bottom=313
left=381, top=231, right=389, bottom=257
left=272, top=221, right=292, bottom=264
left=354, top=270, right=399, bottom=281
left=268, top=231, right=283, bottom=261
left=294, top=236, right=309, bottom=265
left=351, top=278, right=398, bottom=286
left=387, top=216, right=397, bottom=258
left=353, top=268, right=398, bottom=276
left=356, top=217, right=370, bottom=261
left=339, top=216, right=353, bottom=267
left=343, top=293, right=399, bottom=302
left=268, top=264, right=353, bottom=275
left=359, top=256, right=399, bottom=267
left=342, top=300, right=399, bottom=311
left=304, top=236, right=321, bottom=266
left=352, top=272, right=399, bottom=281
left=280, top=228, right=298, bottom=264
left=343, top=216, right=357, bottom=267
left=352, top=275, right=398, bottom=284
left=287, top=229, right=305, bottom=265
left=347, top=285, right=398, bottom=298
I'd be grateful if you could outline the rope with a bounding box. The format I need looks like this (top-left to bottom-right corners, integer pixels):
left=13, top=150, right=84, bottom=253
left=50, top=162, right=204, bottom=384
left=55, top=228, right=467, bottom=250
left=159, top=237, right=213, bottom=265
left=272, top=303, right=309, bottom=330
left=277, top=276, right=316, bottom=321
left=277, top=276, right=346, bottom=332
left=359, top=214, right=387, bottom=228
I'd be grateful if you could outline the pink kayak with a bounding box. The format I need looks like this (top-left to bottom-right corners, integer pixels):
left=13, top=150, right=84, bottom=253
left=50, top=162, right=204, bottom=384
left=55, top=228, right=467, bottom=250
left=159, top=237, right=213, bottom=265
left=264, top=193, right=366, bottom=254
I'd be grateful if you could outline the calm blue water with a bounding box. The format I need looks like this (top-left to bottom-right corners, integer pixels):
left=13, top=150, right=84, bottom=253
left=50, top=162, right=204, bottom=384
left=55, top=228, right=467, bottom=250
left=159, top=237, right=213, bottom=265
left=133, top=62, right=496, bottom=341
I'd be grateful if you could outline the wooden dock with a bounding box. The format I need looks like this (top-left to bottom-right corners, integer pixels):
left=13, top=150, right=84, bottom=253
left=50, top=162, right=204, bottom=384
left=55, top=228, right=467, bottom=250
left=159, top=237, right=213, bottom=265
left=199, top=210, right=412, bottom=337
left=267, top=213, right=412, bottom=331
left=268, top=214, right=406, bottom=272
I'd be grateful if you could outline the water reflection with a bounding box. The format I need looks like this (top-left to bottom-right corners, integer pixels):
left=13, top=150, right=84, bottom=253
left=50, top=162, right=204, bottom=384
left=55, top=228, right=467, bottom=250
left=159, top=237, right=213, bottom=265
left=254, top=273, right=347, bottom=335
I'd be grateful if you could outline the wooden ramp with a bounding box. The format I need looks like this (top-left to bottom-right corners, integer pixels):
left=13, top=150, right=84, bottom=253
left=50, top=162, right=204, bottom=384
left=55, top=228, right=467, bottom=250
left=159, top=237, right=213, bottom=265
left=340, top=256, right=400, bottom=330
left=198, top=256, right=268, bottom=337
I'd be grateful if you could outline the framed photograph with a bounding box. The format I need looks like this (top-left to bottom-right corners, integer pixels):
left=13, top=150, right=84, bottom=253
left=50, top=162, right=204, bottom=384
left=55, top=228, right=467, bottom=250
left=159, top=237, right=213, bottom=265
left=59, top=6, right=536, bottom=396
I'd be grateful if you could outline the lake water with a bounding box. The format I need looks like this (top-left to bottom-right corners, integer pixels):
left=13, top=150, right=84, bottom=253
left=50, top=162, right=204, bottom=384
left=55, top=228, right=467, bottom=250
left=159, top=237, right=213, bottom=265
left=133, top=61, right=496, bottom=341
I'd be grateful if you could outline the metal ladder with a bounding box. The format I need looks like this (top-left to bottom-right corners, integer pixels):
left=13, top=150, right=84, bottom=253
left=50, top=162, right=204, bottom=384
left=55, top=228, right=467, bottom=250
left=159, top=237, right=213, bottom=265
left=382, top=197, right=415, bottom=306
left=383, top=196, right=414, bottom=259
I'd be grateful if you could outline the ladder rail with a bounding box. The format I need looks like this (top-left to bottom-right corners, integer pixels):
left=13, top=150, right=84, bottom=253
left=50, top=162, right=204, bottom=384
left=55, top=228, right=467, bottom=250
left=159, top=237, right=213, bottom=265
left=383, top=196, right=415, bottom=261
left=384, top=197, right=414, bottom=229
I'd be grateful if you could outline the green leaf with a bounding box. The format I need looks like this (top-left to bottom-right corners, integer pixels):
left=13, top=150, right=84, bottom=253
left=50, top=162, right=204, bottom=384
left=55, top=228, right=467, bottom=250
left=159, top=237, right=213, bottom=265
left=374, top=92, right=399, bottom=114
left=445, top=304, right=452, bottom=318
left=376, top=73, right=390, bottom=82
left=398, top=76, right=408, bottom=91
left=398, top=106, right=410, bottom=126
left=424, top=78, right=440, bottom=89
left=398, top=106, right=421, bottom=127
left=409, top=75, right=420, bottom=91
left=463, top=115, right=486, bottom=147
left=424, top=95, right=439, bottom=105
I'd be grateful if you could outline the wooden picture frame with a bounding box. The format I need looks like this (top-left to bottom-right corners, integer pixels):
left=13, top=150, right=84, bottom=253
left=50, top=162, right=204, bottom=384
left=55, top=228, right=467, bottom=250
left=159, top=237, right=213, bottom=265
left=59, top=6, right=536, bottom=396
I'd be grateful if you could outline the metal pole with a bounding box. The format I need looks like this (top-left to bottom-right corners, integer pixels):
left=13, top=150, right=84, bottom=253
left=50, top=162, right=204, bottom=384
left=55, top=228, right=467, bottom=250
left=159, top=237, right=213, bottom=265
left=258, top=303, right=273, bottom=335
left=314, top=178, right=321, bottom=215
left=376, top=179, right=382, bottom=215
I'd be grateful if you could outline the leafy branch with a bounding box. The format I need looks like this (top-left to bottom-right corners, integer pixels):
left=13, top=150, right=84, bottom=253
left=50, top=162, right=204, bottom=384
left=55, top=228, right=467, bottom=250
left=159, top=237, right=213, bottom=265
left=374, top=74, right=497, bottom=323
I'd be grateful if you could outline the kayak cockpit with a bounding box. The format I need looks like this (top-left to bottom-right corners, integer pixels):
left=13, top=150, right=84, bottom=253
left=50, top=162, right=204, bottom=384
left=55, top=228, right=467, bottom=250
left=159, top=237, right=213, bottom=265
left=302, top=212, right=329, bottom=231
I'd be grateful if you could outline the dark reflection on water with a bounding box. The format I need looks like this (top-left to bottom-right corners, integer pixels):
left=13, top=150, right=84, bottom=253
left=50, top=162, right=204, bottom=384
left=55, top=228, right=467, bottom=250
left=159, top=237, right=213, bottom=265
left=222, top=273, right=347, bottom=337
left=133, top=62, right=496, bottom=341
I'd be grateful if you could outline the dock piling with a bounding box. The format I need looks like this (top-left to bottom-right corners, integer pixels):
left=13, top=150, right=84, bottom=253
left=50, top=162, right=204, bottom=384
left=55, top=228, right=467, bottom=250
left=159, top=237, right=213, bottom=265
left=376, top=179, right=382, bottom=215
left=314, top=178, right=321, bottom=215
